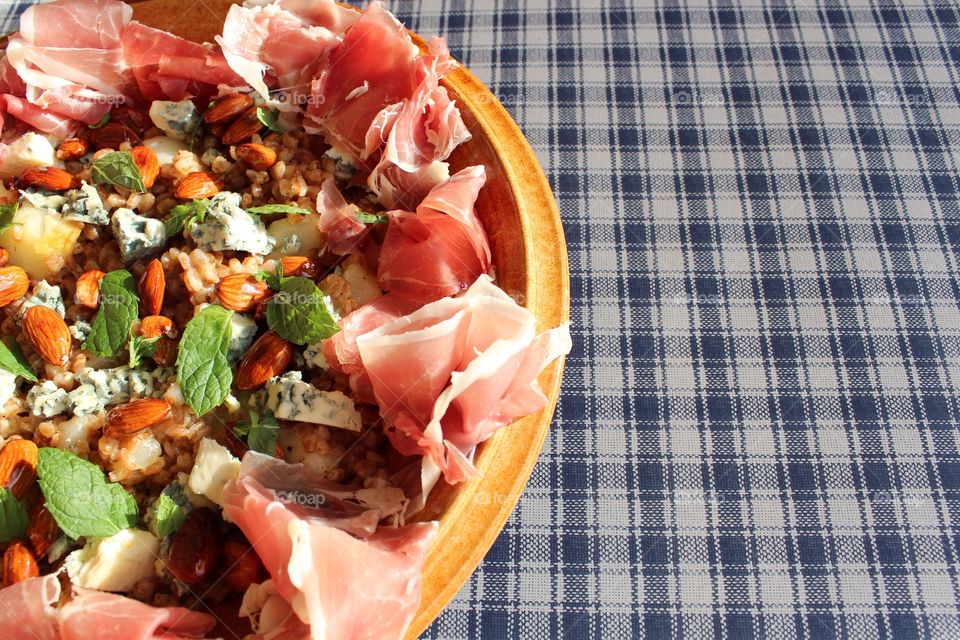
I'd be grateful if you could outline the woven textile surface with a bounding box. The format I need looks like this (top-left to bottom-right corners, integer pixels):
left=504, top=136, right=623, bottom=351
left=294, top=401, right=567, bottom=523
left=4, top=0, right=960, bottom=638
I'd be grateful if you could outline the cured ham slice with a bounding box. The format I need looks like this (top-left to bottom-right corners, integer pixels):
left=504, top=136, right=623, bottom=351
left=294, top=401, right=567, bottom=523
left=2, top=94, right=77, bottom=137
left=377, top=165, right=492, bottom=301
left=0, top=575, right=215, bottom=640
left=315, top=178, right=369, bottom=255
left=352, top=275, right=571, bottom=482
left=19, top=0, right=131, bottom=49
left=222, top=454, right=439, bottom=640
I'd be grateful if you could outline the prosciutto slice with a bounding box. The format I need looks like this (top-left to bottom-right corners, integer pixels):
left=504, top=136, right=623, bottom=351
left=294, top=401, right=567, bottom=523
left=315, top=178, right=370, bottom=255
left=377, top=165, right=492, bottom=302
left=222, top=454, right=439, bottom=640
left=0, top=575, right=215, bottom=640
left=348, top=275, right=571, bottom=483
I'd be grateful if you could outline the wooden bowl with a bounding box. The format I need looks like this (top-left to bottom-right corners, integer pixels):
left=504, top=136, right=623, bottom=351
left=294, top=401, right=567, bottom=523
left=100, top=1, right=570, bottom=635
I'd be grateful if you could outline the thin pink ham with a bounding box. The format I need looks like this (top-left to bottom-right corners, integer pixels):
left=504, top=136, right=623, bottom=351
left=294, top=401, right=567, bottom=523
left=354, top=275, right=571, bottom=482
left=222, top=454, right=439, bottom=640
left=0, top=575, right=215, bottom=640
left=2, top=94, right=77, bottom=137
left=316, top=177, right=370, bottom=255
left=323, top=293, right=424, bottom=375
left=19, top=0, right=131, bottom=49
left=377, top=165, right=492, bottom=302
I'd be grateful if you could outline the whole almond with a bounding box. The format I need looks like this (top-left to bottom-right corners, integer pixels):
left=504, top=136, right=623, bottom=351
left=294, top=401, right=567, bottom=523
left=0, top=266, right=29, bottom=307
left=103, top=398, right=173, bottom=437
left=75, top=269, right=105, bottom=309
left=3, top=542, right=38, bottom=587
left=221, top=106, right=262, bottom=145
left=151, top=336, right=178, bottom=366
left=18, top=166, right=77, bottom=191
left=0, top=439, right=38, bottom=500
left=131, top=145, right=160, bottom=189
left=281, top=256, right=318, bottom=279
left=56, top=138, right=89, bottom=161
left=175, top=171, right=223, bottom=200
left=236, top=330, right=292, bottom=390
left=139, top=259, right=165, bottom=316
left=27, top=504, right=58, bottom=558
left=91, top=122, right=140, bottom=150
left=0, top=248, right=8, bottom=268
left=22, top=306, right=71, bottom=366
left=204, top=93, right=254, bottom=125
left=168, top=507, right=221, bottom=585
left=140, top=315, right=174, bottom=338
left=222, top=537, right=267, bottom=592
left=215, top=273, right=271, bottom=312
left=235, top=143, right=277, bottom=170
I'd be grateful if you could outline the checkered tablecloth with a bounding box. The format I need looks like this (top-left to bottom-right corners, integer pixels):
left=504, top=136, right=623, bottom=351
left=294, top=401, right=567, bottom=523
left=5, top=0, right=960, bottom=638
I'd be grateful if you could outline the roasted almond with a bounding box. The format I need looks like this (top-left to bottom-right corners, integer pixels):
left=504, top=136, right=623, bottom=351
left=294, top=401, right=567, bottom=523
left=235, top=143, right=277, bottom=170
left=91, top=122, right=140, bottom=150
left=215, top=273, right=271, bottom=312
left=281, top=256, right=318, bottom=279
left=22, top=306, right=71, bottom=366
left=221, top=106, right=262, bottom=146
left=205, top=92, right=255, bottom=125
left=174, top=171, right=223, bottom=200
left=222, top=537, right=267, bottom=592
left=75, top=269, right=105, bottom=309
left=56, top=137, right=89, bottom=161
left=131, top=145, right=160, bottom=189
left=0, top=248, right=8, bottom=268
left=236, top=330, right=292, bottom=390
left=27, top=504, right=58, bottom=558
left=0, top=439, right=38, bottom=500
left=140, top=315, right=174, bottom=338
left=151, top=336, right=177, bottom=366
left=110, top=107, right=148, bottom=135
left=18, top=166, right=77, bottom=191
left=3, top=542, right=38, bottom=587
left=0, top=266, right=29, bottom=307
left=103, top=398, right=172, bottom=437
left=168, top=507, right=221, bottom=585
left=139, top=259, right=165, bottom=316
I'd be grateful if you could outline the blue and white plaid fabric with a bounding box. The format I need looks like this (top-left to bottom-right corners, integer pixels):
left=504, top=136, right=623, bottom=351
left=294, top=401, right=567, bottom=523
left=4, top=0, right=960, bottom=638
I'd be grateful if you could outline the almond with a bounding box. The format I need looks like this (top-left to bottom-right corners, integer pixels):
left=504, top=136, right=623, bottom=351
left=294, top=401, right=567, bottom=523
left=131, top=145, right=160, bottom=189
left=0, top=248, right=8, bottom=268
left=215, top=273, right=271, bottom=312
left=22, top=306, right=71, bottom=366
left=103, top=398, right=172, bottom=437
left=281, top=256, right=318, bottom=279
left=0, top=266, right=29, bottom=307
left=139, top=259, right=165, bottom=316
left=168, top=508, right=221, bottom=585
left=91, top=122, right=140, bottom=150
left=0, top=439, right=38, bottom=500
left=222, top=537, right=267, bottom=592
left=236, top=330, right=292, bottom=390
left=56, top=138, right=89, bottom=161
left=235, top=143, right=277, bottom=170
left=18, top=166, right=77, bottom=191
left=151, top=336, right=178, bottom=366
left=75, top=269, right=105, bottom=309
left=110, top=107, right=148, bottom=135
left=3, top=542, right=38, bottom=587
left=27, top=504, right=58, bottom=558
left=204, top=92, right=254, bottom=125
left=140, top=315, right=174, bottom=338
left=221, top=106, right=262, bottom=145
left=175, top=171, right=223, bottom=200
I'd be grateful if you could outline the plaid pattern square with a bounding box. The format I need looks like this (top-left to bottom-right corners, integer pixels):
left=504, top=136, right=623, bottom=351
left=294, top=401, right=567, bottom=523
left=3, top=0, right=960, bottom=638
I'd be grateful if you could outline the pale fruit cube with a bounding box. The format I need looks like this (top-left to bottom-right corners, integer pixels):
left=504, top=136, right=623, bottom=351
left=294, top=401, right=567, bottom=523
left=0, top=206, right=82, bottom=279
left=267, top=214, right=324, bottom=259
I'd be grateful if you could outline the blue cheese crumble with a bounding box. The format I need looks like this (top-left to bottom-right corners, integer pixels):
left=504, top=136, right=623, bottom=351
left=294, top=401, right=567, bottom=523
left=264, top=372, right=361, bottom=431
left=302, top=343, right=329, bottom=370
left=16, top=280, right=65, bottom=321
left=112, top=208, right=167, bottom=262
left=19, top=189, right=66, bottom=211
left=190, top=192, right=275, bottom=255
left=149, top=100, right=200, bottom=141
left=62, top=182, right=110, bottom=225
left=70, top=319, right=92, bottom=342
left=26, top=381, right=70, bottom=418
left=66, top=366, right=171, bottom=416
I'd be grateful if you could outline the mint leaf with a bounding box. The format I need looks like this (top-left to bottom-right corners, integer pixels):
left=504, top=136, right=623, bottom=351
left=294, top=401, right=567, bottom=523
left=0, top=488, right=27, bottom=543
left=247, top=204, right=312, bottom=215
left=235, top=411, right=279, bottom=456
left=0, top=338, right=37, bottom=382
left=128, top=335, right=160, bottom=369
left=153, top=493, right=186, bottom=538
left=0, top=202, right=19, bottom=234
left=92, top=151, right=146, bottom=193
left=256, top=107, right=281, bottom=132
left=177, top=305, right=233, bottom=416
left=356, top=211, right=388, bottom=224
left=164, top=199, right=209, bottom=236
left=266, top=277, right=339, bottom=345
left=84, top=270, right=139, bottom=357
left=89, top=113, right=111, bottom=129
left=37, top=447, right=138, bottom=539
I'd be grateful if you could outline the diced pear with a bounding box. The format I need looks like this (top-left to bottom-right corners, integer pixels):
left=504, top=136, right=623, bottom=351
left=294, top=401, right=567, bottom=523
left=0, top=206, right=82, bottom=279
left=143, top=135, right=188, bottom=166
left=267, top=213, right=324, bottom=259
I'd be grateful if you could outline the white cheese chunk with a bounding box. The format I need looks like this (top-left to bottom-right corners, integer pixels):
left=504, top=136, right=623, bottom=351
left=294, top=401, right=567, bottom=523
left=0, top=370, right=17, bottom=407
left=65, top=528, right=160, bottom=593
left=61, top=181, right=110, bottom=225
left=264, top=372, right=361, bottom=431
left=302, top=343, right=329, bottom=370
left=144, top=135, right=188, bottom=166
left=111, top=208, right=167, bottom=262
left=16, top=280, right=65, bottom=321
left=190, top=192, right=275, bottom=255
left=148, top=100, right=200, bottom=141
left=0, top=132, right=61, bottom=179
left=26, top=381, right=70, bottom=418
left=19, top=190, right=67, bottom=212
left=188, top=437, right=241, bottom=508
